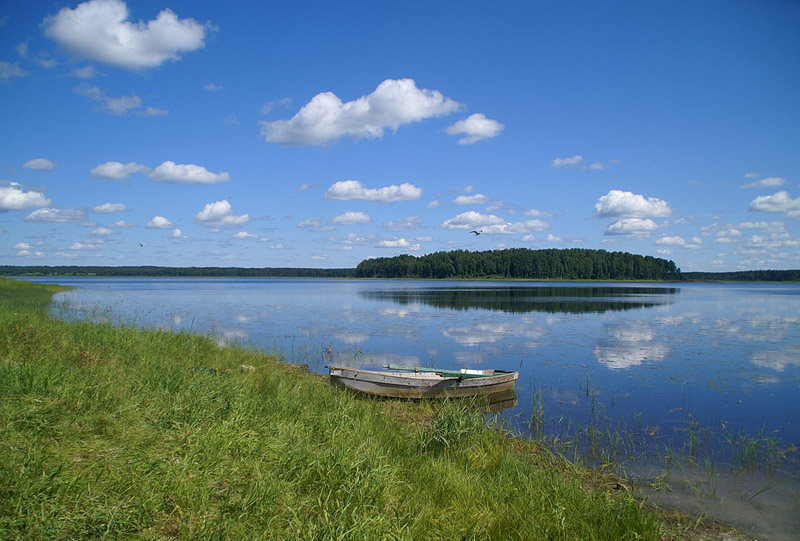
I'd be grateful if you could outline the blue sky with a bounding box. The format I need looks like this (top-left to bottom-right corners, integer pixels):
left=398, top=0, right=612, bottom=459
left=1, top=0, right=799, bottom=271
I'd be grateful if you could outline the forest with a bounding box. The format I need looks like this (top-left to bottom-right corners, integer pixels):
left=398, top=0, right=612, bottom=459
left=4, top=251, right=798, bottom=282
left=0, top=266, right=355, bottom=278
left=354, top=248, right=680, bottom=281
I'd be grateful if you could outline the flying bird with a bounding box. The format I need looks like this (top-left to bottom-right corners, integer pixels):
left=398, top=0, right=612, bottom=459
left=469, top=230, right=482, bottom=236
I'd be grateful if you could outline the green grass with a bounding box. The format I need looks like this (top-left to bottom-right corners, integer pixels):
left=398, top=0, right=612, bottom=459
left=0, top=277, right=734, bottom=539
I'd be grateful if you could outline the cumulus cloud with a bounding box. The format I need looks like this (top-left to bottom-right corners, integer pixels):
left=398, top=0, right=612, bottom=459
left=324, top=180, right=422, bottom=202
left=0, top=61, right=29, bottom=82
left=655, top=235, right=702, bottom=249
left=91, top=161, right=151, bottom=179
left=260, top=78, right=461, bottom=146
left=26, top=207, right=87, bottom=223
left=748, top=191, right=800, bottom=219
left=149, top=161, right=231, bottom=184
left=194, top=200, right=249, bottom=227
left=330, top=211, right=372, bottom=225
left=378, top=237, right=420, bottom=250
left=454, top=193, right=490, bottom=205
left=445, top=113, right=504, bottom=144
left=594, top=190, right=672, bottom=219
left=231, top=231, right=261, bottom=240
left=22, top=158, right=57, bottom=170
left=43, top=0, right=209, bottom=71
left=603, top=218, right=658, bottom=236
left=93, top=202, right=127, bottom=213
left=383, top=216, right=422, bottom=231
left=0, top=182, right=51, bottom=210
left=146, top=215, right=173, bottom=229
left=742, top=176, right=786, bottom=189
left=73, top=84, right=158, bottom=115
left=550, top=154, right=583, bottom=168
left=441, top=211, right=549, bottom=234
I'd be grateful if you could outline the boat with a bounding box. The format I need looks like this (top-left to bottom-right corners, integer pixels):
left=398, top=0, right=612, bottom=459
left=327, top=364, right=519, bottom=399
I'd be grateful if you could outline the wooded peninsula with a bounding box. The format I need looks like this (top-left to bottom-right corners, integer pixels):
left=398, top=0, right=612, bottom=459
left=2, top=248, right=798, bottom=281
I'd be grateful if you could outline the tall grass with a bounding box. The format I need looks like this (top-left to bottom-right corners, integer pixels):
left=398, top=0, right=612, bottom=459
left=0, top=277, right=709, bottom=539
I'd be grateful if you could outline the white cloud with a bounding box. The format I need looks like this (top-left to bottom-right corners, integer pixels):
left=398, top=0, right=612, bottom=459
left=43, top=0, right=209, bottom=71
left=0, top=61, right=29, bottom=82
left=325, top=180, right=422, bottom=202
left=69, top=65, right=96, bottom=79
left=594, top=190, right=672, bottom=219
left=0, top=182, right=51, bottom=210
left=171, top=228, right=188, bottom=240
left=331, top=211, right=372, bottom=225
left=74, top=84, right=142, bottom=115
left=603, top=218, right=658, bottom=236
left=22, top=158, right=57, bottom=170
left=261, top=78, right=461, bottom=146
left=91, top=227, right=115, bottom=236
left=748, top=191, right=800, bottom=219
left=91, top=161, right=151, bottom=179
left=550, top=154, right=583, bottom=168
left=25, top=207, right=87, bottom=223
left=69, top=241, right=102, bottom=250
left=655, top=235, right=702, bottom=249
left=454, top=193, right=490, bottom=205
left=298, top=217, right=325, bottom=228
left=140, top=106, right=168, bottom=117
left=93, top=202, right=127, bottom=213
left=742, top=176, right=786, bottom=189
left=383, top=216, right=422, bottom=231
left=441, top=211, right=549, bottom=234
left=149, top=161, right=231, bottom=184
left=378, top=237, right=420, bottom=250
left=146, top=215, right=173, bottom=229
left=445, top=113, right=504, bottom=144
left=441, top=211, right=505, bottom=230
left=194, top=200, right=249, bottom=227
left=232, top=231, right=260, bottom=240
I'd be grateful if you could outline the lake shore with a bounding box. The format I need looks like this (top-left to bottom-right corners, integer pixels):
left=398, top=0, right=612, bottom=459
left=0, top=277, right=751, bottom=539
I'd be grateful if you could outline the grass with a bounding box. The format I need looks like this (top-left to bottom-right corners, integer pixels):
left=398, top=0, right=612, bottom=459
left=0, top=278, right=746, bottom=539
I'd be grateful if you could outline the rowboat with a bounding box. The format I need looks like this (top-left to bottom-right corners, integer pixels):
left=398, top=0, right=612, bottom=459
left=327, top=364, right=519, bottom=399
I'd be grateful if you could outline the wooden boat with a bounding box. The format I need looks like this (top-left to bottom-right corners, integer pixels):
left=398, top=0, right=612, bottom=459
left=327, top=364, right=519, bottom=399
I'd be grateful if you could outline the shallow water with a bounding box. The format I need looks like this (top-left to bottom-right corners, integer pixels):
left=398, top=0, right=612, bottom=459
left=19, top=277, right=800, bottom=539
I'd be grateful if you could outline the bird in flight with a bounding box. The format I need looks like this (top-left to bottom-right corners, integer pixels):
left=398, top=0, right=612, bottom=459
left=469, top=230, right=482, bottom=236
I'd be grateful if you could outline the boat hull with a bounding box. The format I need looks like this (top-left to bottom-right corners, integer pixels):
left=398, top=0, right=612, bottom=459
left=328, top=367, right=519, bottom=399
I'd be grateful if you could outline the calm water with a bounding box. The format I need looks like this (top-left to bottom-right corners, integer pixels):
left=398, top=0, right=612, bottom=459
left=19, top=277, right=800, bottom=539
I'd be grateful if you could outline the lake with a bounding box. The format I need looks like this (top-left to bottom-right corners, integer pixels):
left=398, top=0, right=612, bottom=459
left=18, top=277, right=800, bottom=539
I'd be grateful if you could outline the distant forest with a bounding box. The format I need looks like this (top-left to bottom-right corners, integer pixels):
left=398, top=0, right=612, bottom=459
left=681, top=269, right=800, bottom=282
left=3, top=252, right=798, bottom=282
left=0, top=266, right=355, bottom=278
left=354, top=249, right=680, bottom=281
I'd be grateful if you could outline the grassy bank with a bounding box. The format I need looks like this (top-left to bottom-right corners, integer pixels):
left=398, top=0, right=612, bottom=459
left=0, top=278, right=740, bottom=539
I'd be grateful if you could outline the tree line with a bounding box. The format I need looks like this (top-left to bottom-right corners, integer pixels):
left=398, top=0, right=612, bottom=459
left=0, top=266, right=355, bottom=278
left=682, top=270, right=800, bottom=282
left=354, top=248, right=681, bottom=280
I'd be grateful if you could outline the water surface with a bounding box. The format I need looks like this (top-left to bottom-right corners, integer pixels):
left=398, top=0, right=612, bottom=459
left=19, top=277, right=800, bottom=539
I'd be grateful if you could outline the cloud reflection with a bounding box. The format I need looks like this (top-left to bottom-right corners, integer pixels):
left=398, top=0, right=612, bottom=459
left=443, top=322, right=549, bottom=346
left=594, top=322, right=669, bottom=370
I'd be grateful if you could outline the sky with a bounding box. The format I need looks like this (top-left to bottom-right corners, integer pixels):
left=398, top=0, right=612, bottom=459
left=1, top=0, right=799, bottom=271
